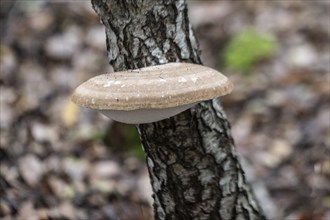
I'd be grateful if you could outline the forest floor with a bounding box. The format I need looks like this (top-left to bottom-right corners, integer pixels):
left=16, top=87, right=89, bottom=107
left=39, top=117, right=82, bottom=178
left=1, top=1, right=329, bottom=220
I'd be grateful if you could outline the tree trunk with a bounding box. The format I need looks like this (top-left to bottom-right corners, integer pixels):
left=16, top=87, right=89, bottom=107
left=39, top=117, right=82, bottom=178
left=91, top=0, right=266, bottom=219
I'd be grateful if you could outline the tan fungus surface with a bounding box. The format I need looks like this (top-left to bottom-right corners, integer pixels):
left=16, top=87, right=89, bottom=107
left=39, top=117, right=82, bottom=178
left=72, top=62, right=233, bottom=110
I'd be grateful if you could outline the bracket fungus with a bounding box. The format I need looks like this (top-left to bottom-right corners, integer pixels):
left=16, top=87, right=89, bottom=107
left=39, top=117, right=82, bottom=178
left=72, top=62, right=233, bottom=124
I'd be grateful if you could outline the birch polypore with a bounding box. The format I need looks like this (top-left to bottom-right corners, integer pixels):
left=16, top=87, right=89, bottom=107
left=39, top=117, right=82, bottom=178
left=72, top=62, right=233, bottom=124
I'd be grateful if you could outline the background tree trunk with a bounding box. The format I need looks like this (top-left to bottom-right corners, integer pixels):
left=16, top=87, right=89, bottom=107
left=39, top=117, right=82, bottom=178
left=91, top=0, right=266, bottom=219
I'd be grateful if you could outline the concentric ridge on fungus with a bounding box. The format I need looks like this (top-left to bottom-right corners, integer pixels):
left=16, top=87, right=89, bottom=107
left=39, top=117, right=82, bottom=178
left=72, top=62, right=233, bottom=111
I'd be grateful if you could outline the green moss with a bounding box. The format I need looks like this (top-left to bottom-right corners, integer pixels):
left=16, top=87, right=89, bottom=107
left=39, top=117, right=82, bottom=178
left=223, top=28, right=277, bottom=73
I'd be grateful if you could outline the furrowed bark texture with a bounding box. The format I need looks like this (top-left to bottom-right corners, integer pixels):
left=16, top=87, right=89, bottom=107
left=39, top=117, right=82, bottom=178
left=91, top=0, right=266, bottom=219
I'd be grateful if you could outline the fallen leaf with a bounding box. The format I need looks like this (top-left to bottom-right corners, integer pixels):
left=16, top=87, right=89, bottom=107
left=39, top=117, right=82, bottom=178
left=61, top=99, right=79, bottom=127
left=18, top=154, right=44, bottom=187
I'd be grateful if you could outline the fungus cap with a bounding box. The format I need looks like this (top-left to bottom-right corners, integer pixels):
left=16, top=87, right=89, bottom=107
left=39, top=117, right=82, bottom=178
left=72, top=62, right=233, bottom=124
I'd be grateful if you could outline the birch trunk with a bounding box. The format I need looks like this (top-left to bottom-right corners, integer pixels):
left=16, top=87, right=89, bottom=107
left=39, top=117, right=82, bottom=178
left=91, top=0, right=266, bottom=219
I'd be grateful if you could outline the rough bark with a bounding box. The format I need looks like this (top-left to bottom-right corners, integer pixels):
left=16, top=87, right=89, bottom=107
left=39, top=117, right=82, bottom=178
left=91, top=0, right=266, bottom=219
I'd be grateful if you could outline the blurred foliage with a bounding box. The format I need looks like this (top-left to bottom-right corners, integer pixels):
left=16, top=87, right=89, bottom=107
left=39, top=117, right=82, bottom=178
left=122, top=124, right=144, bottom=159
left=223, top=27, right=277, bottom=73
left=104, top=123, right=144, bottom=159
left=89, top=129, right=107, bottom=144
